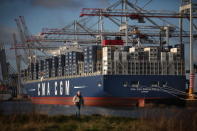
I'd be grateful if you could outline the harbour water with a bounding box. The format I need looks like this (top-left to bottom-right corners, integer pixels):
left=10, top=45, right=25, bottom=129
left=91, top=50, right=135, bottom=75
left=0, top=101, right=196, bottom=119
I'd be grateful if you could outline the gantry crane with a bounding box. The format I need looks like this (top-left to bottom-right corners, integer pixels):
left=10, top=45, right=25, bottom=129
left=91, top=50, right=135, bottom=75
left=15, top=0, right=197, bottom=63
left=25, top=0, right=197, bottom=47
left=179, top=0, right=197, bottom=98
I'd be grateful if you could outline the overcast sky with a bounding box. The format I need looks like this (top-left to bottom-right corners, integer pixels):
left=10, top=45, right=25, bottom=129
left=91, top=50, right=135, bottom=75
left=0, top=0, right=196, bottom=70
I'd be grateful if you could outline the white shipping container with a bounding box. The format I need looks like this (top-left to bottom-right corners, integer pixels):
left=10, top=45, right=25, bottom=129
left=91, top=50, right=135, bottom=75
left=168, top=52, right=174, bottom=62
left=161, top=52, right=167, bottom=62
left=129, top=47, right=144, bottom=53
left=102, top=47, right=109, bottom=52
left=102, top=56, right=109, bottom=61
left=170, top=48, right=178, bottom=53
left=102, top=51, right=108, bottom=58
left=103, top=66, right=108, bottom=70
left=122, top=52, right=128, bottom=61
left=129, top=47, right=136, bottom=53
left=114, top=51, right=120, bottom=61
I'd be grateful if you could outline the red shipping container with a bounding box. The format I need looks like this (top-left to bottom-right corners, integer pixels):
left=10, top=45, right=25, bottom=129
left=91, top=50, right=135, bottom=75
left=102, top=40, right=124, bottom=46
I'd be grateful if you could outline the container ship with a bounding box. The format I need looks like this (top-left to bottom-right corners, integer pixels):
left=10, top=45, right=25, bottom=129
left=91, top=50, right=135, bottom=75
left=20, top=0, right=197, bottom=106
left=22, top=38, right=186, bottom=106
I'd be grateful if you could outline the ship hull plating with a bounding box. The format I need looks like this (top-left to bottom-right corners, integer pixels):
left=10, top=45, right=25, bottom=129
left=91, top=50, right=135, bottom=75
left=24, top=75, right=186, bottom=106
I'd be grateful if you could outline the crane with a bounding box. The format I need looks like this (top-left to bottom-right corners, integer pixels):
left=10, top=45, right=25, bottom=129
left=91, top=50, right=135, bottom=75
left=80, top=8, right=197, bottom=18
left=12, top=33, right=21, bottom=98
left=24, top=0, right=197, bottom=47
left=15, top=0, right=197, bottom=65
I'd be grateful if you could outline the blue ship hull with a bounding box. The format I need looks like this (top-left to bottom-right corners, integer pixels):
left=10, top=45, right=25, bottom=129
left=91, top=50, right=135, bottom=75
left=24, top=75, right=186, bottom=106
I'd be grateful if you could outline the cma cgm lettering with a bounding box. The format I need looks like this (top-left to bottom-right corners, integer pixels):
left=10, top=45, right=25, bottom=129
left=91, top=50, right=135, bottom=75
left=37, top=80, right=70, bottom=96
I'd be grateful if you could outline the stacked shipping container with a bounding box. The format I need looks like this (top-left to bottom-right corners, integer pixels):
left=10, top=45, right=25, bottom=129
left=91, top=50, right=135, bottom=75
left=84, top=46, right=101, bottom=73
left=24, top=44, right=184, bottom=81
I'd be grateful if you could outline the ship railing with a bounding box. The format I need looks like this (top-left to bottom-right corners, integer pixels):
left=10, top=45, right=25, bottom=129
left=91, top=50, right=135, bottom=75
left=107, top=60, right=185, bottom=76
left=24, top=71, right=102, bottom=83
